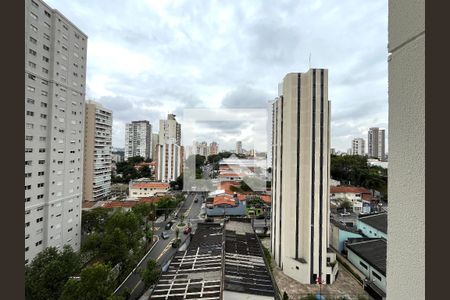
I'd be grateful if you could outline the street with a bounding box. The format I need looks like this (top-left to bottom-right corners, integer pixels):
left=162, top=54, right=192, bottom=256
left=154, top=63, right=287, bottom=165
left=114, top=191, right=207, bottom=299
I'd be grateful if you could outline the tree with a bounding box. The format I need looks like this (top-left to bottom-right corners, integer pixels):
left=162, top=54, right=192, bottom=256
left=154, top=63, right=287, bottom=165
left=338, top=199, right=353, bottom=211
left=140, top=260, right=161, bottom=288
left=60, top=263, right=119, bottom=300
left=139, top=165, right=152, bottom=178
left=81, top=207, right=109, bottom=234
left=25, top=246, right=81, bottom=300
left=127, top=156, right=145, bottom=164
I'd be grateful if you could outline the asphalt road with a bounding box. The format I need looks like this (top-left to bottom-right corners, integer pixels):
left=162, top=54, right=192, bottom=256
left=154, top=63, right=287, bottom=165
left=114, top=191, right=207, bottom=299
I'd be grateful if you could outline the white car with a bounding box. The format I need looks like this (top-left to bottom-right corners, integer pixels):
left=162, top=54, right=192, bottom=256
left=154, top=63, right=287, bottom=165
left=340, top=212, right=351, bottom=217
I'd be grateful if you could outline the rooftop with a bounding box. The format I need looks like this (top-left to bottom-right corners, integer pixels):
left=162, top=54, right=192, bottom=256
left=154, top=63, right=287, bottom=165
left=330, top=186, right=372, bottom=194
left=346, top=239, right=387, bottom=275
left=358, top=212, right=387, bottom=234
left=130, top=182, right=170, bottom=189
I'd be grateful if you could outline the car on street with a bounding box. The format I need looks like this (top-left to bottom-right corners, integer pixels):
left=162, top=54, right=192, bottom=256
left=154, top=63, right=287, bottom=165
left=161, top=231, right=170, bottom=239
left=165, top=221, right=173, bottom=230
left=340, top=212, right=351, bottom=217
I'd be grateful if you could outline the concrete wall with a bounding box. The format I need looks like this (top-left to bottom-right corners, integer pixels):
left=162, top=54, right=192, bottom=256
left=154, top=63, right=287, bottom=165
left=387, top=1, right=425, bottom=299
left=348, top=250, right=386, bottom=294
left=357, top=220, right=387, bottom=240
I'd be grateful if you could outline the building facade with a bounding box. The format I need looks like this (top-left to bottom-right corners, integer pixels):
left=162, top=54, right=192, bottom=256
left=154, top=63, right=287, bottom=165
left=156, top=143, right=184, bottom=182
left=235, top=141, right=243, bottom=154
left=159, top=113, right=181, bottom=145
left=208, top=141, right=219, bottom=156
left=352, top=138, right=365, bottom=156
left=151, top=133, right=159, bottom=161
left=25, top=0, right=87, bottom=263
left=271, top=69, right=337, bottom=284
left=368, top=127, right=386, bottom=161
left=83, top=101, right=112, bottom=202
left=125, top=120, right=152, bottom=160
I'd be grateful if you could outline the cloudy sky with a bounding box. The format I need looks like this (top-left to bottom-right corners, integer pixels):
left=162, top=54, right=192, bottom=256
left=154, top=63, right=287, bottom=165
left=47, top=0, right=388, bottom=153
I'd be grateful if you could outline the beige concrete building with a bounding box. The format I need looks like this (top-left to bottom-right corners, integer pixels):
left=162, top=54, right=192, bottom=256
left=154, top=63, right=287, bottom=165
left=368, top=127, right=386, bottom=161
left=159, top=113, right=181, bottom=145
left=352, top=138, right=365, bottom=156
left=209, top=141, right=219, bottom=156
left=83, top=101, right=112, bottom=202
left=387, top=1, right=424, bottom=299
left=125, top=120, right=152, bottom=160
left=271, top=69, right=337, bottom=284
left=25, top=0, right=87, bottom=263
left=151, top=133, right=159, bottom=161
left=235, top=141, right=243, bottom=154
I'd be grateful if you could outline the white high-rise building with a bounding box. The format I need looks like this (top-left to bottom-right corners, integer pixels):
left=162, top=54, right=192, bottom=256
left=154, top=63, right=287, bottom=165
left=271, top=69, right=337, bottom=284
left=125, top=120, right=152, bottom=160
left=156, top=144, right=184, bottom=182
left=151, top=133, right=159, bottom=161
left=352, top=138, right=365, bottom=156
left=159, top=114, right=181, bottom=145
left=368, top=127, right=386, bottom=161
left=209, top=142, right=219, bottom=156
left=83, top=101, right=112, bottom=202
left=236, top=141, right=243, bottom=154
left=25, top=0, right=88, bottom=264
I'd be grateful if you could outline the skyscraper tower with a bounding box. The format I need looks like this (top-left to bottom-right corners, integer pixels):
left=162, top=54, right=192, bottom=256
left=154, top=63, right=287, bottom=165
left=271, top=69, right=337, bottom=284
left=368, top=127, right=386, bottom=161
left=25, top=0, right=88, bottom=263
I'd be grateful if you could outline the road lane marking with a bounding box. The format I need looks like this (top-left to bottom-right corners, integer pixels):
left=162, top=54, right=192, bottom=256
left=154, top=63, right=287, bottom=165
left=156, top=237, right=176, bottom=261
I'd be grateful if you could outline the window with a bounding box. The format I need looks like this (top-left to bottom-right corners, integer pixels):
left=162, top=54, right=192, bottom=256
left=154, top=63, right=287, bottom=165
left=40, top=114, right=47, bottom=119
left=29, top=49, right=37, bottom=56
left=43, top=44, right=50, bottom=51
left=40, top=125, right=47, bottom=130
left=62, top=45, right=68, bottom=51
left=30, top=24, right=38, bottom=32
left=26, top=98, right=35, bottom=104
left=25, top=136, right=33, bottom=141
left=37, top=183, right=44, bottom=188
left=42, top=56, right=49, bottom=62
left=29, top=11, right=38, bottom=20
left=359, top=261, right=368, bottom=270
left=38, top=160, right=45, bottom=164
left=74, top=52, right=79, bottom=58
left=25, top=185, right=31, bottom=190
left=28, top=74, right=36, bottom=80
left=25, top=148, right=33, bottom=153
left=61, top=53, right=67, bottom=60
left=29, top=36, right=37, bottom=44
left=38, top=171, right=44, bottom=176
left=37, top=194, right=44, bottom=199
left=26, top=123, right=34, bottom=129
left=25, top=197, right=31, bottom=203
left=43, top=33, right=50, bottom=40
left=68, top=228, right=73, bottom=232
left=372, top=271, right=382, bottom=281
left=44, top=10, right=51, bottom=17
left=28, top=61, right=36, bottom=69
left=62, top=24, right=68, bottom=30
left=44, top=22, right=51, bottom=29
left=39, top=137, right=46, bottom=141
left=75, top=33, right=80, bottom=39
left=42, top=67, right=49, bottom=74
left=26, top=111, right=34, bottom=116
left=35, top=240, right=43, bottom=246
left=41, top=102, right=47, bottom=108
left=42, top=79, right=48, bottom=85
left=25, top=247, right=29, bottom=252
left=25, top=172, right=32, bottom=178
left=31, top=0, right=39, bottom=7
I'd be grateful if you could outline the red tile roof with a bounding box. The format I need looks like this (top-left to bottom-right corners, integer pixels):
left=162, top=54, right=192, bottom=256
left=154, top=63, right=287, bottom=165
left=260, top=195, right=271, bottom=204
left=330, top=186, right=372, bottom=194
left=131, top=182, right=170, bottom=189
left=82, top=201, right=96, bottom=208
left=213, top=195, right=237, bottom=206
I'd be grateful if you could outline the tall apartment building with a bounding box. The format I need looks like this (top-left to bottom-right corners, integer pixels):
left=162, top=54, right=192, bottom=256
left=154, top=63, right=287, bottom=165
left=196, top=141, right=208, bottom=157
left=235, top=141, right=243, bottom=154
left=209, top=142, right=219, bottom=156
left=151, top=133, right=159, bottom=160
left=387, top=1, right=424, bottom=299
left=368, top=127, right=386, bottom=161
left=125, top=120, right=152, bottom=160
left=25, top=0, right=87, bottom=264
left=83, top=101, right=112, bottom=202
left=156, top=144, right=184, bottom=182
left=159, top=114, right=181, bottom=145
left=271, top=69, right=337, bottom=284
left=352, top=138, right=365, bottom=156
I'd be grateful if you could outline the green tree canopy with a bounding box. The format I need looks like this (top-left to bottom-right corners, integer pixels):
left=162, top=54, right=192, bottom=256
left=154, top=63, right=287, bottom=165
left=139, top=165, right=152, bottom=178
left=140, top=260, right=161, bottom=288
left=81, top=207, right=109, bottom=234
left=25, top=246, right=81, bottom=300
left=60, top=263, right=120, bottom=300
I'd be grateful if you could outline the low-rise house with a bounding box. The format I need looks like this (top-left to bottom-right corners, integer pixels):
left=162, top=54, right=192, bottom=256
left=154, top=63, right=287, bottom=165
left=330, top=219, right=363, bottom=253
left=330, top=186, right=374, bottom=214
left=346, top=239, right=387, bottom=299
left=357, top=212, right=387, bottom=239
left=128, top=179, right=170, bottom=197
left=205, top=193, right=247, bottom=217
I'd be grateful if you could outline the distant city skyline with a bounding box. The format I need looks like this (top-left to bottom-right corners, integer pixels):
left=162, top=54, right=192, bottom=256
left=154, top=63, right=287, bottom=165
left=45, top=0, right=388, bottom=152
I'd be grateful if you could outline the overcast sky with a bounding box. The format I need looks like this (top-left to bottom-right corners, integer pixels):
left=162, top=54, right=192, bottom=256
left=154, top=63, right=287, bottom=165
left=47, top=0, right=388, bottom=153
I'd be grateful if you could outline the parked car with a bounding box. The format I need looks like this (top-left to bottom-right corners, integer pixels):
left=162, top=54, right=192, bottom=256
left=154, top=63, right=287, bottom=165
left=161, top=231, right=170, bottom=240
left=183, top=227, right=192, bottom=234
left=194, top=198, right=199, bottom=203
left=340, top=212, right=351, bottom=217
